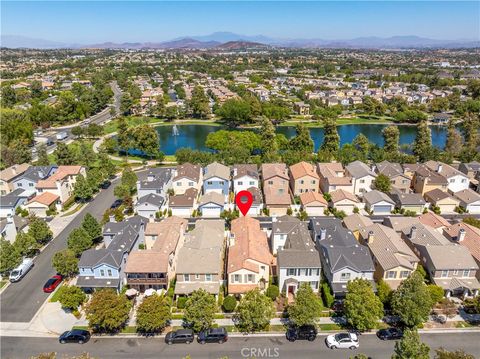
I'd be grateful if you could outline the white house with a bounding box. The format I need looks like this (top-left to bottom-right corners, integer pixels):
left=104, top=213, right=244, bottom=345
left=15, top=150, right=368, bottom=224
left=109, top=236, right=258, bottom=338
left=135, top=193, right=165, bottom=220
left=345, top=161, right=376, bottom=196
left=232, top=164, right=259, bottom=194
left=198, top=191, right=226, bottom=218
left=454, top=189, right=480, bottom=214
left=425, top=161, right=469, bottom=193
left=363, top=190, right=396, bottom=215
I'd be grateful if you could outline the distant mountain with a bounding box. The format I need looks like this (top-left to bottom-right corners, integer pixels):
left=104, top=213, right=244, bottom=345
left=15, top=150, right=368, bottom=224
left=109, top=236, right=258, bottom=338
left=160, top=38, right=220, bottom=49
left=0, top=35, right=70, bottom=49
left=189, top=32, right=277, bottom=44
left=214, top=40, right=271, bottom=50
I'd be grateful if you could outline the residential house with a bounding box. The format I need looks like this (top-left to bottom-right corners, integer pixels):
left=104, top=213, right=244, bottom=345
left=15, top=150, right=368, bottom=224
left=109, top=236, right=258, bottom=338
left=424, top=161, right=469, bottom=193
left=77, top=216, right=146, bottom=291
left=245, top=187, right=264, bottom=216
left=424, top=189, right=460, bottom=214
left=299, top=191, right=328, bottom=216
left=228, top=216, right=272, bottom=295
left=0, top=189, right=29, bottom=218
left=0, top=164, right=30, bottom=195
left=412, top=165, right=448, bottom=195
left=376, top=161, right=411, bottom=193
left=443, top=223, right=480, bottom=281
left=345, top=161, right=376, bottom=196
left=453, top=189, right=480, bottom=214
left=363, top=190, right=395, bottom=215
left=383, top=216, right=421, bottom=234
left=36, top=165, right=86, bottom=204
left=168, top=188, right=198, bottom=217
left=198, top=191, right=226, bottom=217
left=261, top=163, right=290, bottom=216
left=289, top=161, right=319, bottom=196
left=135, top=193, right=165, bottom=220
left=24, top=192, right=60, bottom=218
left=330, top=189, right=360, bottom=215
left=310, top=217, right=375, bottom=297
left=293, top=101, right=310, bottom=115
left=317, top=162, right=353, bottom=194
left=136, top=167, right=174, bottom=198
left=458, top=162, right=480, bottom=191
left=175, top=219, right=225, bottom=297
left=277, top=218, right=321, bottom=294
left=358, top=223, right=419, bottom=289
left=203, top=162, right=230, bottom=197
left=343, top=214, right=374, bottom=240
left=0, top=215, right=28, bottom=243
left=418, top=212, right=450, bottom=233
left=12, top=165, right=58, bottom=197
left=172, top=163, right=202, bottom=195
left=232, top=164, right=259, bottom=194
left=401, top=223, right=479, bottom=297
left=125, top=216, right=187, bottom=292
left=389, top=189, right=426, bottom=214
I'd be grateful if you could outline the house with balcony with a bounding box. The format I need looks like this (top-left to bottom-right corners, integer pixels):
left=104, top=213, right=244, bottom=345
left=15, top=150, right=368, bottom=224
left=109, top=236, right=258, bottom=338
left=232, top=164, right=259, bottom=194
left=203, top=162, right=230, bottom=197
left=125, top=216, right=187, bottom=292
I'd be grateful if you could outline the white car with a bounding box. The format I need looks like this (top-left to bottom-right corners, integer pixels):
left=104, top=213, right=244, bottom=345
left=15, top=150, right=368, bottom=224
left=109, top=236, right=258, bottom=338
left=325, top=332, right=359, bottom=350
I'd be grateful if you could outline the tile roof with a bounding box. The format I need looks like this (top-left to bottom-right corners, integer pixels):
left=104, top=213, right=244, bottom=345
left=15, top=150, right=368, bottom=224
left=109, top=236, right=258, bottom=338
left=199, top=191, right=225, bottom=207
left=173, top=163, right=201, bottom=182
left=363, top=190, right=395, bottom=205
left=204, top=162, right=230, bottom=180
left=317, top=162, right=352, bottom=186
left=453, top=189, right=480, bottom=205
left=418, top=212, right=450, bottom=229
left=330, top=189, right=359, bottom=204
left=289, top=161, right=319, bottom=180
left=27, top=191, right=59, bottom=206
left=261, top=163, right=289, bottom=181
left=443, top=222, right=480, bottom=262
left=0, top=164, right=30, bottom=182
left=424, top=161, right=468, bottom=179
left=299, top=191, right=328, bottom=206
left=343, top=214, right=374, bottom=232
left=424, top=189, right=457, bottom=203
left=263, top=185, right=290, bottom=205
left=36, top=166, right=83, bottom=188
left=169, top=188, right=198, bottom=207
left=233, top=164, right=259, bottom=180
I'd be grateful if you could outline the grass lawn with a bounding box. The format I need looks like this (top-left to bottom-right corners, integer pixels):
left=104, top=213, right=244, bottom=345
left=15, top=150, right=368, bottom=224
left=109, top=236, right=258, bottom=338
left=72, top=326, right=89, bottom=330
left=280, top=116, right=392, bottom=127
left=49, top=284, right=64, bottom=302
left=0, top=280, right=8, bottom=289
left=61, top=203, right=85, bottom=217
left=121, top=326, right=138, bottom=334
left=318, top=323, right=342, bottom=331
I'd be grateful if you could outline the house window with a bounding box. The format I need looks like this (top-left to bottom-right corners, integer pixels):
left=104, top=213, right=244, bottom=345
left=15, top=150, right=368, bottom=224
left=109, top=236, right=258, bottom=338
left=311, top=180, right=316, bottom=184
left=449, top=179, right=455, bottom=183
left=29, top=183, right=34, bottom=187
left=249, top=181, right=255, bottom=186
left=176, top=182, right=181, bottom=186
left=359, top=179, right=365, bottom=184
left=207, top=181, right=213, bottom=185
left=268, top=181, right=273, bottom=185
left=184, top=274, right=190, bottom=282
left=340, top=273, right=351, bottom=281
left=310, top=281, right=319, bottom=290
left=300, top=180, right=304, bottom=184
left=195, top=274, right=200, bottom=280
left=107, top=269, right=112, bottom=277
left=463, top=270, right=470, bottom=277
left=17, top=183, right=23, bottom=187
left=100, top=269, right=105, bottom=276
left=287, top=268, right=296, bottom=276
left=261, top=266, right=265, bottom=271
left=441, top=270, right=449, bottom=278
left=188, top=182, right=194, bottom=186
left=247, top=274, right=254, bottom=283
left=453, top=270, right=459, bottom=276
left=400, top=271, right=410, bottom=278
left=233, top=274, right=241, bottom=283
left=238, top=181, right=243, bottom=185
left=461, top=179, right=466, bottom=183
left=205, top=274, right=212, bottom=282
left=386, top=271, right=396, bottom=279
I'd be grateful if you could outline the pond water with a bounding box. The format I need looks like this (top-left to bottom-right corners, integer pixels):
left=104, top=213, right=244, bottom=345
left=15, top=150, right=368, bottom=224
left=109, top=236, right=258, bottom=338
left=155, top=124, right=448, bottom=155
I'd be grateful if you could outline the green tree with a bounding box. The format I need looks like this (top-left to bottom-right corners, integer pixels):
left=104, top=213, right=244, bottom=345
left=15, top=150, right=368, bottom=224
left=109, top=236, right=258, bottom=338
left=54, top=142, right=76, bottom=165
left=287, top=283, right=323, bottom=326
left=413, top=120, right=432, bottom=162
left=289, top=123, right=314, bottom=155
left=1, top=85, right=17, bottom=107
left=71, top=126, right=84, bottom=139
left=86, top=168, right=104, bottom=191
left=128, top=125, right=160, bottom=159
left=374, top=173, right=392, bottom=193
left=57, top=285, right=87, bottom=310
left=265, top=284, right=279, bottom=301
left=183, top=289, right=217, bottom=332
left=85, top=289, right=131, bottom=332
left=136, top=294, right=171, bottom=334
left=78, top=142, right=97, bottom=169
left=0, top=238, right=21, bottom=274
left=116, top=117, right=131, bottom=152
left=36, top=144, right=50, bottom=166
left=321, top=282, right=335, bottom=308
left=427, top=284, right=445, bottom=304
left=52, top=249, right=78, bottom=277
left=14, top=232, right=39, bottom=257
left=234, top=288, right=275, bottom=333
left=320, top=117, right=340, bottom=154
left=383, top=125, right=400, bottom=154
left=120, top=166, right=138, bottom=194
left=73, top=174, right=93, bottom=202
left=260, top=117, right=279, bottom=162
left=98, top=153, right=116, bottom=177
left=82, top=213, right=102, bottom=241
left=189, top=85, right=210, bottom=119
left=376, top=279, right=393, bottom=306
left=28, top=216, right=53, bottom=244
left=392, top=329, right=430, bottom=359
left=1, top=139, right=32, bottom=167
left=444, top=120, right=463, bottom=158
left=434, top=348, right=475, bottom=359
left=391, top=271, right=433, bottom=327
left=67, top=227, right=93, bottom=256
left=352, top=133, right=371, bottom=157
left=216, top=98, right=252, bottom=127
left=222, top=295, right=237, bottom=312
left=344, top=278, right=383, bottom=331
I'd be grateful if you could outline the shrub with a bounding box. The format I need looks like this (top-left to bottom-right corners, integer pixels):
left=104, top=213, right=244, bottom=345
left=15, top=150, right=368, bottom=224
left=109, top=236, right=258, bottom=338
left=177, top=296, right=187, bottom=309
left=266, top=285, right=279, bottom=300
left=427, top=284, right=444, bottom=304
left=322, top=283, right=334, bottom=308
left=222, top=295, right=237, bottom=312
left=58, top=285, right=86, bottom=310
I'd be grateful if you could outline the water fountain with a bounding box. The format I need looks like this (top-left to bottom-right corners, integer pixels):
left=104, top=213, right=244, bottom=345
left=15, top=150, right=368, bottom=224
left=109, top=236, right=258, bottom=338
left=172, top=124, right=179, bottom=136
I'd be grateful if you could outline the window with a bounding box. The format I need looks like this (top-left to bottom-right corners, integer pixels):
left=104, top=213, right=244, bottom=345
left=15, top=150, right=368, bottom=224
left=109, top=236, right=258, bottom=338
left=359, top=179, right=365, bottom=184
left=233, top=274, right=241, bottom=283
left=463, top=270, right=470, bottom=277
left=207, top=181, right=213, bottom=185
left=340, top=273, right=351, bottom=281
left=176, top=182, right=181, bottom=186
left=310, top=281, right=319, bottom=290
left=268, top=180, right=273, bottom=185
left=17, top=183, right=23, bottom=187
left=29, top=183, right=34, bottom=187
left=300, top=180, right=304, bottom=184
left=311, top=180, right=316, bottom=184
left=188, top=182, right=194, bottom=186
left=386, top=271, right=396, bottom=279
left=205, top=274, right=212, bottom=282
left=249, top=181, right=254, bottom=186
left=400, top=271, right=410, bottom=278
left=449, top=179, right=455, bottom=183
left=238, top=181, right=243, bottom=185
left=107, top=269, right=112, bottom=277
left=247, top=274, right=254, bottom=283
left=441, top=270, right=449, bottom=278
left=100, top=270, right=105, bottom=276
left=184, top=274, right=190, bottom=282
left=287, top=268, right=296, bottom=276
left=453, top=270, right=459, bottom=276
left=461, top=179, right=467, bottom=183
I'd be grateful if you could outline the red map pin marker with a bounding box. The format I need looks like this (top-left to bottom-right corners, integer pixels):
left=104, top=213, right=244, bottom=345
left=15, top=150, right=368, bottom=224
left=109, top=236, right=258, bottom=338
left=235, top=190, right=253, bottom=216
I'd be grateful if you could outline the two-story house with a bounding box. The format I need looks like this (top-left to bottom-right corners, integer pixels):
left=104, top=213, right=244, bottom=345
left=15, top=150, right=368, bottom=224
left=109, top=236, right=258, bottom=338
left=413, top=165, right=449, bottom=195
left=135, top=193, right=165, bottom=220
left=375, top=161, right=412, bottom=193
left=136, top=167, right=174, bottom=199
left=172, top=163, right=202, bottom=195
left=345, top=161, right=376, bottom=196
left=232, top=164, right=259, bottom=194
left=310, top=217, right=375, bottom=297
left=175, top=219, right=226, bottom=298
left=77, top=216, right=147, bottom=291
left=168, top=188, right=198, bottom=217
left=35, top=165, right=86, bottom=204
left=317, top=162, right=353, bottom=194
left=0, top=189, right=30, bottom=218
left=203, top=162, right=230, bottom=197
left=329, top=189, right=361, bottom=215
left=424, top=161, right=469, bottom=193
left=289, top=161, right=319, bottom=196
left=125, top=216, right=187, bottom=292
left=228, top=216, right=272, bottom=295
left=0, top=164, right=30, bottom=195
left=11, top=165, right=58, bottom=197
left=261, top=163, right=291, bottom=216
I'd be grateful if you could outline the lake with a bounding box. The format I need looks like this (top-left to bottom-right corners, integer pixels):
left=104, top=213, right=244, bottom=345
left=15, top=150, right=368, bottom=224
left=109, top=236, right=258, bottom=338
left=155, top=124, right=448, bottom=155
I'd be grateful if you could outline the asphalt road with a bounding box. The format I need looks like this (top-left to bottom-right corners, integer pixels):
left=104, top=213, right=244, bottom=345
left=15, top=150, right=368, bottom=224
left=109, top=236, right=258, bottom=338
left=1, top=333, right=479, bottom=359
left=0, top=177, right=118, bottom=322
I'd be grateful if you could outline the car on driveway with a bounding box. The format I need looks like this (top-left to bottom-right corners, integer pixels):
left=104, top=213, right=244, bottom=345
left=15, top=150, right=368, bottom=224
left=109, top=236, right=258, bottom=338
left=43, top=275, right=63, bottom=293
left=286, top=325, right=317, bottom=342
left=197, top=327, right=228, bottom=344
left=110, top=199, right=123, bottom=209
left=59, top=329, right=90, bottom=344
left=165, top=329, right=194, bottom=344
left=376, top=327, right=403, bottom=340
left=325, top=332, right=359, bottom=350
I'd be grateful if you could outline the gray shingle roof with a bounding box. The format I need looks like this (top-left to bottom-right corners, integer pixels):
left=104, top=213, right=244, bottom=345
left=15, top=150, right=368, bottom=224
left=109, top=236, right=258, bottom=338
left=137, top=193, right=165, bottom=207
left=363, top=190, right=395, bottom=205
left=346, top=160, right=376, bottom=178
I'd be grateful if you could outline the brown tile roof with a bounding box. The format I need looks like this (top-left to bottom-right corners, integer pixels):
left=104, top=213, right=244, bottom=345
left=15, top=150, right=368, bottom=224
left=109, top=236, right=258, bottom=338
left=169, top=188, right=198, bottom=207
left=173, top=163, right=201, bottom=182
left=317, top=162, right=352, bottom=186
left=263, top=185, right=290, bottom=205
left=300, top=191, right=328, bottom=206
left=330, top=189, right=358, bottom=204
left=414, top=165, right=448, bottom=185
left=124, top=251, right=166, bottom=273
left=418, top=212, right=450, bottom=229
left=424, top=189, right=457, bottom=203
left=36, top=166, right=83, bottom=188
left=228, top=216, right=272, bottom=273
left=453, top=189, right=480, bottom=205
left=443, top=223, right=480, bottom=262
left=0, top=164, right=30, bottom=182
left=233, top=164, right=258, bottom=180
left=228, top=283, right=260, bottom=294
left=343, top=214, right=374, bottom=232
left=261, top=163, right=289, bottom=181
left=289, top=161, right=319, bottom=180
left=27, top=192, right=59, bottom=206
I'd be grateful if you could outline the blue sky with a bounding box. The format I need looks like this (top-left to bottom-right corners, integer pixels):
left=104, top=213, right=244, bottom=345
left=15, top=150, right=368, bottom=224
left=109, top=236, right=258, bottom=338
left=2, top=1, right=479, bottom=43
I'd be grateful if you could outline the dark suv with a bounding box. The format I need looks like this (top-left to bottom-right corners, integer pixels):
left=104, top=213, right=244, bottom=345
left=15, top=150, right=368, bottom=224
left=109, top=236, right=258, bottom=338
left=197, top=327, right=228, bottom=344
left=286, top=325, right=317, bottom=342
left=59, top=329, right=90, bottom=344
left=165, top=329, right=194, bottom=344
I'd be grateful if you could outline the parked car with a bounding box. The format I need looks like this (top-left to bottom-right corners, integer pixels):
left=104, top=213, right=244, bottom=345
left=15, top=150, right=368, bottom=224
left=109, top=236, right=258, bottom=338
left=43, top=275, right=63, bottom=293
left=376, top=327, right=403, bottom=340
left=325, top=332, right=359, bottom=350
left=197, top=327, right=228, bottom=344
left=59, top=329, right=90, bottom=344
left=110, top=199, right=123, bottom=209
left=165, top=329, right=194, bottom=344
left=100, top=180, right=111, bottom=189
left=286, top=325, right=317, bottom=342
left=9, top=258, right=34, bottom=282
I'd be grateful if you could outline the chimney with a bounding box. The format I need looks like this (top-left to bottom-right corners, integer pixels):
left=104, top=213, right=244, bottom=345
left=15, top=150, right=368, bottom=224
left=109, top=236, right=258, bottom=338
left=6, top=215, right=13, bottom=224
left=38, top=171, right=44, bottom=178
left=367, top=230, right=374, bottom=244
left=371, top=164, right=376, bottom=173
left=437, top=164, right=443, bottom=173
left=410, top=226, right=417, bottom=240
left=229, top=232, right=235, bottom=247
left=109, top=214, right=116, bottom=223
left=319, top=227, right=327, bottom=241
left=458, top=228, right=466, bottom=242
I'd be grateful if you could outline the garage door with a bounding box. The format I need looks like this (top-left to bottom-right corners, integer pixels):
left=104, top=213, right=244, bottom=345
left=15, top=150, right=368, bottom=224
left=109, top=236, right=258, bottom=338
left=201, top=206, right=221, bottom=217
left=469, top=205, right=480, bottom=214
left=171, top=207, right=191, bottom=217
left=373, top=205, right=392, bottom=213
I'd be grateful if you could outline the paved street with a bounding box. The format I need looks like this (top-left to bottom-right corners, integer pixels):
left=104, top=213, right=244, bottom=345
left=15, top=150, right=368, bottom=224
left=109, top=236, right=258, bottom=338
left=0, top=177, right=118, bottom=322
left=2, top=332, right=479, bottom=359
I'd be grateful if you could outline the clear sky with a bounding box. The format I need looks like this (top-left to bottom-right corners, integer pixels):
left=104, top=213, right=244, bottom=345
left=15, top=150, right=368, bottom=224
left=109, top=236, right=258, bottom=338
left=2, top=1, right=479, bottom=43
